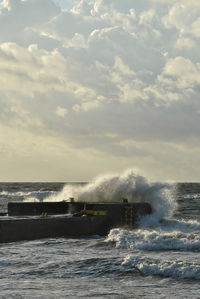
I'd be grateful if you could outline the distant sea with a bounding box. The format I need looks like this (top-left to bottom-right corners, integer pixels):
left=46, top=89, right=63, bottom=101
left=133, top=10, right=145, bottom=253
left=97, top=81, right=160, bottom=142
left=0, top=180, right=200, bottom=298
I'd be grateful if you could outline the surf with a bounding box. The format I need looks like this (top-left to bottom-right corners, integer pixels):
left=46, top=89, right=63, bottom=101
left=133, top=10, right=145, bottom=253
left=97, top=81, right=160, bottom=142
left=47, top=169, right=176, bottom=220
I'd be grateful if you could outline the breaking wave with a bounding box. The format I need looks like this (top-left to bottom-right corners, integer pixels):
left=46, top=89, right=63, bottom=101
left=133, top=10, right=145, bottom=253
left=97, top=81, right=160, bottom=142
left=47, top=169, right=176, bottom=220
left=106, top=223, right=200, bottom=252
left=121, top=255, right=200, bottom=279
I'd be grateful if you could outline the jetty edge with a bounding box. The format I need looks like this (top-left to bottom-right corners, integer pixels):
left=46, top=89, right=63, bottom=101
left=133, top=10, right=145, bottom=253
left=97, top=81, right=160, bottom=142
left=0, top=201, right=152, bottom=243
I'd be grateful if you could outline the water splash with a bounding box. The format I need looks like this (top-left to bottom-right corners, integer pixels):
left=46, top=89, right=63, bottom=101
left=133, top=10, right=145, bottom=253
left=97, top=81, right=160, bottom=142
left=47, top=169, right=176, bottom=220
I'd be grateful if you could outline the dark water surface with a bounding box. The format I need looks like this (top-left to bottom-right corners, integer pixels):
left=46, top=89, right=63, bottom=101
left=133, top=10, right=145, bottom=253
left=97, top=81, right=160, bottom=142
left=0, top=181, right=200, bottom=298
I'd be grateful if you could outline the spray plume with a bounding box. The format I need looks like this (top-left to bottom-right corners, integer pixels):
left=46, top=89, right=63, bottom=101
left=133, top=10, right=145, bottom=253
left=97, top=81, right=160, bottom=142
left=47, top=169, right=176, bottom=219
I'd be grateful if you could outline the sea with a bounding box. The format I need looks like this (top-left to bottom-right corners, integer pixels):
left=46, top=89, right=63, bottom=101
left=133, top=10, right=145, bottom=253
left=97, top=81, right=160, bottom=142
left=0, top=170, right=200, bottom=299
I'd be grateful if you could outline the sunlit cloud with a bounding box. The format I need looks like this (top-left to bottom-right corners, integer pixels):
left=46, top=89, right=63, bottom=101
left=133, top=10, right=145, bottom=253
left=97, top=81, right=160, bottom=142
left=1, top=0, right=200, bottom=181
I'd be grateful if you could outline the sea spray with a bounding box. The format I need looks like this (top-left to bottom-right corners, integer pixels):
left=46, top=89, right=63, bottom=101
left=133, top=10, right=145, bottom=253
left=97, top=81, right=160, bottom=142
left=47, top=169, right=176, bottom=220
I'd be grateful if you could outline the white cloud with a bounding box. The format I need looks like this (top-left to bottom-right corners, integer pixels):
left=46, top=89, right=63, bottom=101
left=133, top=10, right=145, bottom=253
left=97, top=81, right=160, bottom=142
left=1, top=0, right=200, bottom=181
left=0, top=0, right=60, bottom=44
left=158, top=57, right=200, bottom=91
left=175, top=37, right=195, bottom=50
left=139, top=9, right=155, bottom=25
left=192, top=18, right=200, bottom=38
left=72, top=0, right=93, bottom=16
left=162, top=1, right=200, bottom=38
left=56, top=106, right=68, bottom=117
left=0, top=42, right=67, bottom=96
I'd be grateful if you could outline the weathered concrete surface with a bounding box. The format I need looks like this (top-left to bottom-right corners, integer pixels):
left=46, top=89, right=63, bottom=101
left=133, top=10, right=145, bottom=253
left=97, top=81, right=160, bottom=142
left=8, top=201, right=151, bottom=218
left=0, top=215, right=110, bottom=243
left=8, top=202, right=69, bottom=216
left=2, top=201, right=152, bottom=243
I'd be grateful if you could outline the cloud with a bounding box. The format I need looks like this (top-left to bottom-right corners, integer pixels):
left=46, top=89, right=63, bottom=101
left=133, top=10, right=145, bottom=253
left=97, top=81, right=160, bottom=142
left=0, top=0, right=60, bottom=45
left=1, top=0, right=200, bottom=181
left=162, top=1, right=200, bottom=38
left=56, top=106, right=68, bottom=117
left=158, top=56, right=200, bottom=91
left=139, top=9, right=155, bottom=25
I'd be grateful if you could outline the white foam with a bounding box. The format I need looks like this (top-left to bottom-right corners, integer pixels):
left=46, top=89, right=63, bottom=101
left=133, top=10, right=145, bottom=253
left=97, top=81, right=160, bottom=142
left=47, top=169, right=176, bottom=219
left=23, top=191, right=56, bottom=202
left=122, top=255, right=200, bottom=279
left=24, top=197, right=40, bottom=202
left=106, top=226, right=200, bottom=251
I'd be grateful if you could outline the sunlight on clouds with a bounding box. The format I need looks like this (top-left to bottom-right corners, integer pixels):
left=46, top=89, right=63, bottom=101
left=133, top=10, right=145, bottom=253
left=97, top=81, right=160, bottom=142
left=158, top=57, right=200, bottom=90
left=113, top=56, right=136, bottom=77
left=73, top=100, right=100, bottom=112
left=66, top=33, right=87, bottom=48
left=56, top=106, right=68, bottom=117
left=175, top=37, right=195, bottom=50
left=162, top=1, right=200, bottom=38
left=139, top=10, right=155, bottom=25
left=0, top=43, right=68, bottom=95
left=0, top=0, right=200, bottom=181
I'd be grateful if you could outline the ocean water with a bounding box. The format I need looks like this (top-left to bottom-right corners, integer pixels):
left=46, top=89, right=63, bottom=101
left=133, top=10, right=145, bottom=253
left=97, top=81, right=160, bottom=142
left=0, top=171, right=200, bottom=298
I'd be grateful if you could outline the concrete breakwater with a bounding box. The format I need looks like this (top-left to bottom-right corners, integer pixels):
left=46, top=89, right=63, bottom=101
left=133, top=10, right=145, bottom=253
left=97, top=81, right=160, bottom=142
left=0, top=201, right=152, bottom=243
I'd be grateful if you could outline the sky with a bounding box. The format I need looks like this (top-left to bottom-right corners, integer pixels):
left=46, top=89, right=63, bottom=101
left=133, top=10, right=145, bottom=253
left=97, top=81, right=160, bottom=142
left=0, top=0, right=200, bottom=182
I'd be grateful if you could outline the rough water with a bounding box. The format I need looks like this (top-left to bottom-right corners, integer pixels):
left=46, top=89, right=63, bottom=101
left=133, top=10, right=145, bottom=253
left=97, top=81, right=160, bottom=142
left=0, top=171, right=200, bottom=298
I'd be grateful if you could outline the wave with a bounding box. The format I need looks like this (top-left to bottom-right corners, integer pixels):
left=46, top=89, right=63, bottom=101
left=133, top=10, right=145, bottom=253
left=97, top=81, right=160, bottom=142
left=47, top=169, right=176, bottom=219
left=122, top=255, right=200, bottom=279
left=106, top=220, right=200, bottom=251
left=0, top=190, right=56, bottom=204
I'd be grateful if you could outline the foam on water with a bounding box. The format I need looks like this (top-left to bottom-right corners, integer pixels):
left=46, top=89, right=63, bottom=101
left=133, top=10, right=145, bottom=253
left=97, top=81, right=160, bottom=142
left=106, top=226, right=200, bottom=251
left=48, top=169, right=176, bottom=219
left=122, top=255, right=200, bottom=279
left=46, top=169, right=200, bottom=257
left=0, top=190, right=56, bottom=202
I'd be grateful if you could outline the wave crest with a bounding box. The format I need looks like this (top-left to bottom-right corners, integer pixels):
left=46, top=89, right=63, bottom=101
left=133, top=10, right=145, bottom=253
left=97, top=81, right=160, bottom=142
left=47, top=169, right=176, bottom=219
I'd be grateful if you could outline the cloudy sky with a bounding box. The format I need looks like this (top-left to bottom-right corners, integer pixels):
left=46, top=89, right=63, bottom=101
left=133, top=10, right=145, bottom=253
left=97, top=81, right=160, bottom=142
left=0, top=0, right=200, bottom=182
